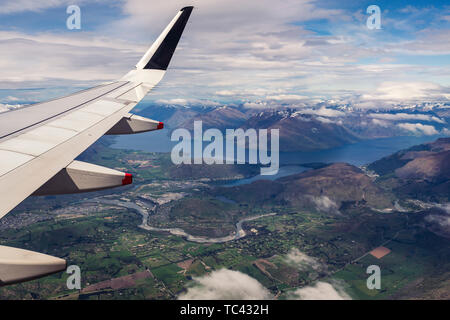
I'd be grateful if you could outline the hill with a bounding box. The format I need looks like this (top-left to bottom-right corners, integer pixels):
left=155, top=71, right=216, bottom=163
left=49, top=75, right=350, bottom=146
left=179, top=106, right=248, bottom=132
left=368, top=137, right=450, bottom=202
left=216, top=163, right=393, bottom=212
left=241, top=110, right=360, bottom=152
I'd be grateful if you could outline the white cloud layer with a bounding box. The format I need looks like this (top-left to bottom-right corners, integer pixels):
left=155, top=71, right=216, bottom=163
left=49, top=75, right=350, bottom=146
left=266, top=94, right=309, bottom=102
left=0, top=0, right=116, bottom=15
left=397, top=123, right=439, bottom=135
left=288, top=281, right=351, bottom=300
left=362, top=82, right=449, bottom=102
left=426, top=214, right=450, bottom=229
left=178, top=269, right=272, bottom=300
left=155, top=98, right=221, bottom=107
left=283, top=248, right=325, bottom=272
left=426, top=203, right=450, bottom=229
left=309, top=195, right=341, bottom=214
left=371, top=118, right=390, bottom=127
left=0, top=1, right=449, bottom=105
left=298, top=107, right=345, bottom=118
left=0, top=103, right=23, bottom=113
left=370, top=113, right=445, bottom=124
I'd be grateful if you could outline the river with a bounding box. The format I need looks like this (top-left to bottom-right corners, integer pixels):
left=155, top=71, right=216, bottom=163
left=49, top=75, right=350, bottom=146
left=95, top=198, right=276, bottom=244
left=109, top=133, right=445, bottom=242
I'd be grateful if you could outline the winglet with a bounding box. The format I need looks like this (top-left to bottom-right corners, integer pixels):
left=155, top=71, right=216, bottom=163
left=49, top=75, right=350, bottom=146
left=135, top=6, right=194, bottom=70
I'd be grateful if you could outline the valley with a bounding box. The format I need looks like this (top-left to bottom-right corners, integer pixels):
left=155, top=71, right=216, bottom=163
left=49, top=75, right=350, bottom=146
left=0, top=136, right=448, bottom=300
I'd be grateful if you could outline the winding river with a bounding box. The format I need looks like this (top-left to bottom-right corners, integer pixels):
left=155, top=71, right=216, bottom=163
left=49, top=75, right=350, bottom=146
left=95, top=198, right=275, bottom=243
left=106, top=134, right=446, bottom=243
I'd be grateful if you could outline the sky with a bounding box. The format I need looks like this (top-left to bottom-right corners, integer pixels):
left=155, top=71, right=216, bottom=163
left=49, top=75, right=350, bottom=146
left=0, top=0, right=449, bottom=108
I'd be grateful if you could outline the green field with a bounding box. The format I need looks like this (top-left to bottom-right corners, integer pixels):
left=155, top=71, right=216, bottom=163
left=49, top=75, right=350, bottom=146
left=0, top=145, right=448, bottom=300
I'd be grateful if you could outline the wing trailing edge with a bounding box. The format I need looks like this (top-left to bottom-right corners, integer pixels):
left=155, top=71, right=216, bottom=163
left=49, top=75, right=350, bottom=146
left=33, top=161, right=133, bottom=196
left=0, top=245, right=66, bottom=286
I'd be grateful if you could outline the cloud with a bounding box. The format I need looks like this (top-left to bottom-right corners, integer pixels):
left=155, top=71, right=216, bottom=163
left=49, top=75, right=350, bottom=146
left=362, top=82, right=449, bottom=102
left=425, top=203, right=450, bottom=226
left=0, top=0, right=74, bottom=14
left=371, top=119, right=390, bottom=127
left=397, top=123, right=439, bottom=135
left=441, top=203, right=450, bottom=213
left=0, top=33, right=144, bottom=87
left=370, top=113, right=445, bottom=124
left=316, top=116, right=334, bottom=124
left=4, top=96, right=20, bottom=102
left=215, top=90, right=237, bottom=97
left=288, top=281, right=351, bottom=300
left=215, top=88, right=278, bottom=98
left=0, top=103, right=23, bottom=113
left=0, top=1, right=449, bottom=105
left=426, top=214, right=450, bottom=229
left=309, top=195, right=341, bottom=214
left=424, top=204, right=450, bottom=238
left=266, top=94, right=309, bottom=102
left=0, top=0, right=114, bottom=15
left=297, top=107, right=345, bottom=118
left=155, top=98, right=221, bottom=107
left=178, top=255, right=346, bottom=301
left=283, top=248, right=325, bottom=272
left=243, top=101, right=269, bottom=109
left=178, top=269, right=272, bottom=300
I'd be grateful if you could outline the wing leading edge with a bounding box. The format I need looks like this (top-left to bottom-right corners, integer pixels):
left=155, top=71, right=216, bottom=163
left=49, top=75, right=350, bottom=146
left=0, top=6, right=194, bottom=285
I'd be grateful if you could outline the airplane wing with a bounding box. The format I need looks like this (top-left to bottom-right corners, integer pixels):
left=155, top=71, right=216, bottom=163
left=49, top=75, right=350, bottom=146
left=0, top=6, right=193, bottom=286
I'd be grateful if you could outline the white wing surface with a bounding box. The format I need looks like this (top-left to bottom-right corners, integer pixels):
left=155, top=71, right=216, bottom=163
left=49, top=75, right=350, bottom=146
left=0, top=6, right=194, bottom=286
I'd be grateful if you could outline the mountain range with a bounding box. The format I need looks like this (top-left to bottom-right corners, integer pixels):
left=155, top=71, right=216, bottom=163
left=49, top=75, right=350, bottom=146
left=137, top=102, right=449, bottom=152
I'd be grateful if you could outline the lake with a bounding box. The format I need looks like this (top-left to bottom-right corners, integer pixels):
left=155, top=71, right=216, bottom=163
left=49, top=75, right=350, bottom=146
left=112, top=130, right=443, bottom=167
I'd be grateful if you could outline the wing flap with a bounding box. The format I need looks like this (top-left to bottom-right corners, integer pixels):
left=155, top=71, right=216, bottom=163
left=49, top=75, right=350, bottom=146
left=0, top=245, right=66, bottom=286
left=34, top=160, right=133, bottom=196
left=106, top=113, right=163, bottom=135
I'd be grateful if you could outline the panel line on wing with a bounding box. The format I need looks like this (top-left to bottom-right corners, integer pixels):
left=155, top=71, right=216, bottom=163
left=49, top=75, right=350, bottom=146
left=0, top=102, right=133, bottom=180
left=0, top=150, right=35, bottom=177
left=0, top=99, right=128, bottom=169
left=0, top=81, right=130, bottom=141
